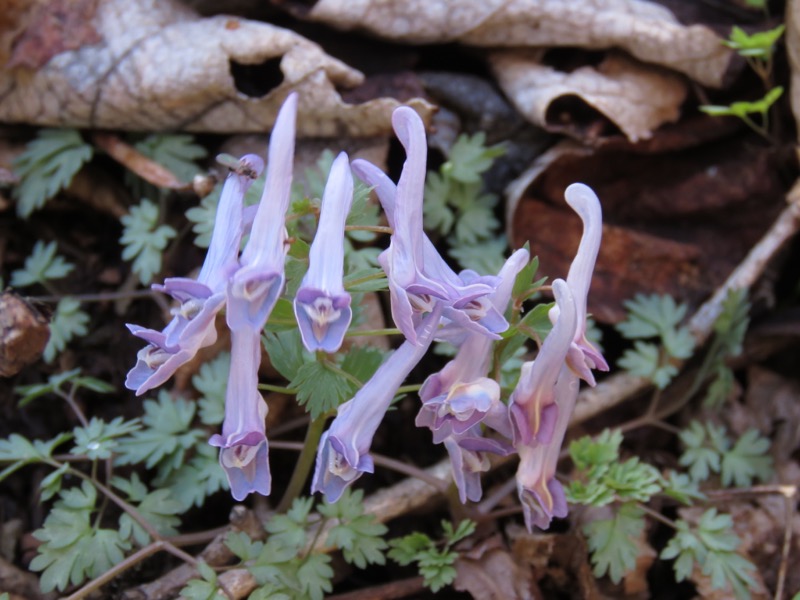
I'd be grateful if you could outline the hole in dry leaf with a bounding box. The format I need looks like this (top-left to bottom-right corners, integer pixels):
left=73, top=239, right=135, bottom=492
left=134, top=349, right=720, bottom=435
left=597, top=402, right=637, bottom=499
left=229, top=57, right=284, bottom=98
left=545, top=95, right=620, bottom=140
left=541, top=48, right=605, bottom=73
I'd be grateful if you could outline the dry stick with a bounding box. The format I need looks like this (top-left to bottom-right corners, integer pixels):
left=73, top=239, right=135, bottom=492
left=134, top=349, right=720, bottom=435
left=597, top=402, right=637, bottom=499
left=705, top=484, right=798, bottom=600
left=572, top=192, right=800, bottom=428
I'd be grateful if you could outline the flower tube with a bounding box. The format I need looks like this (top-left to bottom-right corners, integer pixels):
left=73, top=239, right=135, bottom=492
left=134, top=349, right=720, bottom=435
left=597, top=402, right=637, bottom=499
left=294, top=152, right=353, bottom=353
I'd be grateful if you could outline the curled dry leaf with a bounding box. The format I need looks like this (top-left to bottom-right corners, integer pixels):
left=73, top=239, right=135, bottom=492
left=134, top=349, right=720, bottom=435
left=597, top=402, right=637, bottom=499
left=506, top=125, right=785, bottom=323
left=0, top=291, right=50, bottom=377
left=454, top=536, right=537, bottom=600
left=490, top=50, right=688, bottom=143
left=0, top=0, right=435, bottom=135
left=288, top=0, right=734, bottom=87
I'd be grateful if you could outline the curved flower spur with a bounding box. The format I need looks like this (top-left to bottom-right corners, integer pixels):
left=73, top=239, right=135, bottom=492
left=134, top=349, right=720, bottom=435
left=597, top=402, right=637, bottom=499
left=293, top=152, right=354, bottom=353
left=226, top=93, right=297, bottom=333
left=125, top=153, right=264, bottom=395
left=351, top=108, right=505, bottom=346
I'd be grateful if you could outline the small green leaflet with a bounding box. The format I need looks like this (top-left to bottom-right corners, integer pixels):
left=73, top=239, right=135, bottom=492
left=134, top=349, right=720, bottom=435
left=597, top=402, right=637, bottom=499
left=13, top=128, right=94, bottom=218
left=134, top=134, right=207, bottom=183
left=678, top=421, right=772, bottom=486
left=159, top=443, right=228, bottom=509
left=71, top=416, right=142, bottom=460
left=617, top=341, right=677, bottom=389
left=29, top=481, right=130, bottom=593
left=441, top=133, right=505, bottom=184
left=584, top=503, right=644, bottom=584
left=180, top=561, right=227, bottom=600
left=16, top=367, right=114, bottom=407
left=700, top=87, right=783, bottom=121
left=120, top=199, right=177, bottom=285
left=387, top=519, right=475, bottom=592
left=723, top=25, right=785, bottom=59
left=115, top=392, right=204, bottom=475
left=44, top=297, right=90, bottom=363
left=193, top=352, right=230, bottom=426
left=291, top=361, right=355, bottom=420
left=10, top=240, right=74, bottom=287
left=661, top=509, right=758, bottom=600
left=318, top=489, right=388, bottom=569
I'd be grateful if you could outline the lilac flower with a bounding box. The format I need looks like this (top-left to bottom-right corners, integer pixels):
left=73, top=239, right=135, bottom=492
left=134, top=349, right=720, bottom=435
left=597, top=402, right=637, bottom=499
left=508, top=279, right=577, bottom=447
left=516, top=365, right=578, bottom=530
left=416, top=248, right=529, bottom=443
left=312, top=303, right=443, bottom=502
left=209, top=326, right=271, bottom=500
left=227, top=93, right=297, bottom=333
left=549, top=183, right=609, bottom=386
left=351, top=108, right=505, bottom=345
left=416, top=249, right=527, bottom=501
left=294, top=152, right=353, bottom=353
left=125, top=154, right=264, bottom=396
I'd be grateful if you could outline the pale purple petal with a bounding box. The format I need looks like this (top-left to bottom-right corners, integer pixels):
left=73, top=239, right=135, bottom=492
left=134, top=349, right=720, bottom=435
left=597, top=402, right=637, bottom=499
left=508, top=279, right=577, bottom=446
left=550, top=183, right=609, bottom=385
left=294, top=152, right=353, bottom=352
left=312, top=304, right=443, bottom=502
left=209, top=327, right=271, bottom=500
left=227, top=93, right=297, bottom=332
left=516, top=365, right=579, bottom=531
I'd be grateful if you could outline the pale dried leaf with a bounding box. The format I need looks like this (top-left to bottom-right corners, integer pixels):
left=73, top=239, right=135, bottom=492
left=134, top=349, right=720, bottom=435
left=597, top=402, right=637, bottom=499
left=0, top=0, right=435, bottom=135
left=490, top=50, right=687, bottom=142
left=299, top=0, right=733, bottom=87
left=454, top=536, right=536, bottom=600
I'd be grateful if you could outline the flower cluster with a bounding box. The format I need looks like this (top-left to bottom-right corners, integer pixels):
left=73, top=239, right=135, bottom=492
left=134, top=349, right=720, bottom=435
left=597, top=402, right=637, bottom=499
left=126, top=93, right=607, bottom=531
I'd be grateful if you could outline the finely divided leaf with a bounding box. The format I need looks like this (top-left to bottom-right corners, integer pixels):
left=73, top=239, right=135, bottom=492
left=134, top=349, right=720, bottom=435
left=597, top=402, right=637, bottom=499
left=13, top=129, right=94, bottom=218
left=584, top=503, right=644, bottom=584
left=10, top=240, right=75, bottom=287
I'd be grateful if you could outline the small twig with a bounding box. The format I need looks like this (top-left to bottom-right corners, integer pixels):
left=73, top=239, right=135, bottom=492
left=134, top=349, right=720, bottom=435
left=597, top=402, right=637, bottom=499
left=326, top=576, right=426, bottom=600
left=269, top=441, right=450, bottom=493
left=344, top=224, right=393, bottom=235
left=65, top=540, right=168, bottom=600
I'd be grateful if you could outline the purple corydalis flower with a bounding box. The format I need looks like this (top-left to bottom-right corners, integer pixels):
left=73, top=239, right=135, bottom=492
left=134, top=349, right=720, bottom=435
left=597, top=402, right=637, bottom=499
left=350, top=111, right=504, bottom=344
left=550, top=183, right=609, bottom=386
left=516, top=365, right=578, bottom=530
left=294, top=152, right=353, bottom=353
left=312, top=304, right=443, bottom=502
left=209, top=326, right=270, bottom=500
left=125, top=154, right=264, bottom=396
left=508, top=279, right=577, bottom=447
left=417, top=248, right=530, bottom=442
left=227, top=93, right=297, bottom=332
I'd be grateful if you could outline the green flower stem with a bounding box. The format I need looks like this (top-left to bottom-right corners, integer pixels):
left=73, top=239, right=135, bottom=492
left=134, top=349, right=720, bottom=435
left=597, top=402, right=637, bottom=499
left=276, top=415, right=329, bottom=513
left=344, top=271, right=388, bottom=290
left=396, top=383, right=422, bottom=395
left=258, top=383, right=299, bottom=395
left=345, top=328, right=402, bottom=338
left=344, top=224, right=393, bottom=235
left=636, top=502, right=678, bottom=530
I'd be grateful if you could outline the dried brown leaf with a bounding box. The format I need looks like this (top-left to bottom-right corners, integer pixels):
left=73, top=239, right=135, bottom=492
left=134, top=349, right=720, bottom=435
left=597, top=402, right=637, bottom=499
left=454, top=536, right=536, bottom=600
left=506, top=132, right=785, bottom=322
left=491, top=50, right=687, bottom=143
left=7, top=0, right=101, bottom=70
left=295, top=0, right=733, bottom=87
left=0, top=0, right=435, bottom=135
left=0, top=291, right=50, bottom=377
